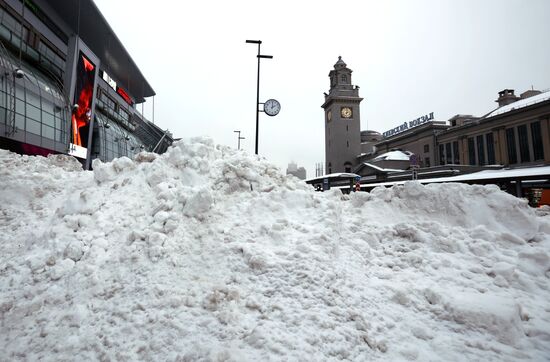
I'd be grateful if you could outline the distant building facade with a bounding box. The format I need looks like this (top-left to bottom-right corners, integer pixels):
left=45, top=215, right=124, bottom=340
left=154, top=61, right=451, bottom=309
left=363, top=89, right=550, bottom=170
left=0, top=0, right=172, bottom=169
left=286, top=161, right=306, bottom=180
left=436, top=89, right=550, bottom=168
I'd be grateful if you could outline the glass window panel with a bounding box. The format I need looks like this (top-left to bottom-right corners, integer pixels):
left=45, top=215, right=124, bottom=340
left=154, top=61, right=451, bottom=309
left=10, top=33, right=21, bottom=49
left=15, top=83, right=25, bottom=101
left=468, top=138, right=476, bottom=165
left=0, top=25, right=11, bottom=42
left=476, top=135, right=485, bottom=166
left=55, top=116, right=62, bottom=129
left=445, top=143, right=452, bottom=164
left=517, top=124, right=530, bottom=163
left=452, top=141, right=459, bottom=164
left=42, top=124, right=54, bottom=139
left=15, top=113, right=24, bottom=130
left=506, top=128, right=517, bottom=164
left=42, top=111, right=55, bottom=127
left=439, top=144, right=445, bottom=165
left=26, top=89, right=41, bottom=107
left=15, top=98, right=24, bottom=113
left=41, top=96, right=55, bottom=114
left=26, top=103, right=41, bottom=121
left=120, top=108, right=130, bottom=121
left=27, top=118, right=41, bottom=135
left=486, top=133, right=495, bottom=164
left=531, top=121, right=544, bottom=161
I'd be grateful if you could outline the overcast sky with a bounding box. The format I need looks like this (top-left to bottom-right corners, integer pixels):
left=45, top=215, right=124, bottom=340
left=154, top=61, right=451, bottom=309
left=94, top=0, right=550, bottom=177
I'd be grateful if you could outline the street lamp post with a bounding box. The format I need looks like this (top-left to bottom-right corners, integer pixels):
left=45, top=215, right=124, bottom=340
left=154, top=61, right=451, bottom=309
left=246, top=40, right=272, bottom=155
left=234, top=130, right=245, bottom=150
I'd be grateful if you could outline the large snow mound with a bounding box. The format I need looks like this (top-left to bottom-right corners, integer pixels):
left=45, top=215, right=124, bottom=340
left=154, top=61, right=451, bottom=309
left=1, top=137, right=549, bottom=361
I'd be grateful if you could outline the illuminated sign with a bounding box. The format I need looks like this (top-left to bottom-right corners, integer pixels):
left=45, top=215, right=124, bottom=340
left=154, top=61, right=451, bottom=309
left=100, top=69, right=133, bottom=106
left=116, top=86, right=133, bottom=106
left=101, top=70, right=117, bottom=91
left=69, top=52, right=96, bottom=159
left=383, top=112, right=434, bottom=138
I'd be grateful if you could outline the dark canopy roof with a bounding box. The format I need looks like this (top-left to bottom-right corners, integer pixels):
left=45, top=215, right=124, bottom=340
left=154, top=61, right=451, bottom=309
left=45, top=0, right=155, bottom=103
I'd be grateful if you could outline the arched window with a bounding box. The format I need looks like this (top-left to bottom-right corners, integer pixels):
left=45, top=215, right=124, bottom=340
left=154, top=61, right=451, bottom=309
left=344, top=162, right=352, bottom=173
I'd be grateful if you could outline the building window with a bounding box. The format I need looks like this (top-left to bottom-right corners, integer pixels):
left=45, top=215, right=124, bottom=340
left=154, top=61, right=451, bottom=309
left=445, top=143, right=452, bottom=164
left=423, top=144, right=429, bottom=153
left=506, top=128, right=517, bottom=164
left=452, top=141, right=459, bottom=164
left=344, top=162, right=352, bottom=173
left=347, top=140, right=349, bottom=148
left=346, top=125, right=348, bottom=132
left=486, top=133, right=495, bottom=164
left=531, top=121, right=544, bottom=160
left=341, top=75, right=347, bottom=83
left=438, top=144, right=445, bottom=165
left=468, top=137, right=476, bottom=165
left=424, top=157, right=430, bottom=167
left=517, top=124, right=530, bottom=163
left=476, top=135, right=485, bottom=166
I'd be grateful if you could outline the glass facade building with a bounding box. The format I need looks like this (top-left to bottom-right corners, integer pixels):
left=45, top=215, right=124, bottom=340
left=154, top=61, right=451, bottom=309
left=0, top=0, right=172, bottom=167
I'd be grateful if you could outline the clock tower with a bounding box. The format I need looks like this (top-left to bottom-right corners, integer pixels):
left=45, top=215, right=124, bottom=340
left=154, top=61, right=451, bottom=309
left=322, top=56, right=363, bottom=174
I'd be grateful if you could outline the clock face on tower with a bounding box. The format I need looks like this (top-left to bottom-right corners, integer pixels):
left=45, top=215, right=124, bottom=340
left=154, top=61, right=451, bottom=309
left=341, top=107, right=352, bottom=118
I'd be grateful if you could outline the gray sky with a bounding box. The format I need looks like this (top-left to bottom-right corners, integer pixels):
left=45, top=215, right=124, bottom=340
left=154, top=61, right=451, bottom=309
left=94, top=0, right=550, bottom=177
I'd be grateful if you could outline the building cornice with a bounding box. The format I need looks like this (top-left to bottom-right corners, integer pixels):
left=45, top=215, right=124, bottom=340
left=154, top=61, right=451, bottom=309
left=321, top=96, right=364, bottom=109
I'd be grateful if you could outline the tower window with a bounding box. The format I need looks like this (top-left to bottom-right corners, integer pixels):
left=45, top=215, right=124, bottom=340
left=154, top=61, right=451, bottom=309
left=341, top=75, right=347, bottom=83
left=344, top=162, right=352, bottom=173
left=347, top=140, right=349, bottom=148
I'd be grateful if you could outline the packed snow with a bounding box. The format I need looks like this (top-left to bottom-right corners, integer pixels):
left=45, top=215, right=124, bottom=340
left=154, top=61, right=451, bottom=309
left=1, top=137, right=549, bottom=361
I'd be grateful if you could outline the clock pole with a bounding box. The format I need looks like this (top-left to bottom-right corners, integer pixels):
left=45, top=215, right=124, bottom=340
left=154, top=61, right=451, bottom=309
left=246, top=40, right=272, bottom=155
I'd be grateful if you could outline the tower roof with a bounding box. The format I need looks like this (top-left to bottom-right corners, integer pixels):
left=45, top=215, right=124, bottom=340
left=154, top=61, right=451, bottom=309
left=334, top=56, right=347, bottom=70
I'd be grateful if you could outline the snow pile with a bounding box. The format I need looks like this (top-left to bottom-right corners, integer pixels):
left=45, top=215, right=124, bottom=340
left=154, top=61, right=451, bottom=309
left=1, top=138, right=549, bottom=361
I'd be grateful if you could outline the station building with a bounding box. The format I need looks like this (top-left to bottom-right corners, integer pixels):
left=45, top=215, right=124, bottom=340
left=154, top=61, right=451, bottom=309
left=0, top=0, right=172, bottom=169
left=317, top=57, right=550, bottom=205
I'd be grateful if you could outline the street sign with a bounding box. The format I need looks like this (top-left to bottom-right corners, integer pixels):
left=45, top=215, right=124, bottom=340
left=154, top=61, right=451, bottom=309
left=323, top=178, right=329, bottom=191
left=410, top=154, right=418, bottom=166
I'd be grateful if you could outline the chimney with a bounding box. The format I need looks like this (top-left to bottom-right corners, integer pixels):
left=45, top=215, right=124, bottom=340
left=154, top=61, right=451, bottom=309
left=496, top=89, right=519, bottom=107
left=520, top=89, right=542, bottom=99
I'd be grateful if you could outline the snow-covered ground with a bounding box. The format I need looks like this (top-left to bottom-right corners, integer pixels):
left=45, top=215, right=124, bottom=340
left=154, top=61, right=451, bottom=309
left=1, top=137, right=549, bottom=361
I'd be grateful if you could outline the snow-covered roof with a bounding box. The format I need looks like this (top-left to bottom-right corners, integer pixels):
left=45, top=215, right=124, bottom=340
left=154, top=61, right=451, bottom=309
left=356, top=165, right=550, bottom=189
left=486, top=90, right=550, bottom=118
left=372, top=150, right=412, bottom=162
left=304, top=172, right=360, bottom=183
left=358, top=162, right=404, bottom=173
